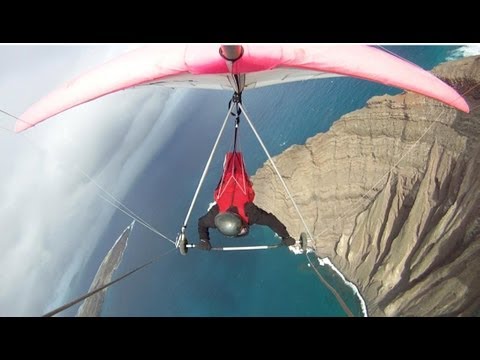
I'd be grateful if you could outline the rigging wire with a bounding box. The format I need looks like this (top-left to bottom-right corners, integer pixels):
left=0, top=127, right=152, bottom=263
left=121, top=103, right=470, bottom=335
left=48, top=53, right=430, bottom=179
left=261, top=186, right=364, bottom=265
left=238, top=81, right=478, bottom=317
left=314, top=82, right=480, bottom=243
left=42, top=247, right=177, bottom=317
left=301, top=82, right=479, bottom=317
left=38, top=102, right=238, bottom=316
left=0, top=109, right=176, bottom=245
left=372, top=45, right=424, bottom=69
left=239, top=103, right=355, bottom=317
left=179, top=102, right=234, bottom=233
left=74, top=166, right=175, bottom=244
left=239, top=103, right=316, bottom=245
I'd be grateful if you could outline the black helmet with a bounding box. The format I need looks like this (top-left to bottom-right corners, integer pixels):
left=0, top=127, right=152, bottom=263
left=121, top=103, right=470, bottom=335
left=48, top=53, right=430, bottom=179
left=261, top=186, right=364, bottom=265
left=214, top=212, right=243, bottom=237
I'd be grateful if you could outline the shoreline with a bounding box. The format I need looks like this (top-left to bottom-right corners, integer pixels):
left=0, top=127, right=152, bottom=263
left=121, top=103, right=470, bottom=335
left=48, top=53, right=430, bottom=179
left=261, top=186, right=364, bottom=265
left=317, top=256, right=368, bottom=317
left=290, top=245, right=368, bottom=317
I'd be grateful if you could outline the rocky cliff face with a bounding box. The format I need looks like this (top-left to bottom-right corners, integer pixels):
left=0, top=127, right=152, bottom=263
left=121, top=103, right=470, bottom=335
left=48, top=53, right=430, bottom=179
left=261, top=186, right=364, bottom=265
left=251, top=56, right=480, bottom=316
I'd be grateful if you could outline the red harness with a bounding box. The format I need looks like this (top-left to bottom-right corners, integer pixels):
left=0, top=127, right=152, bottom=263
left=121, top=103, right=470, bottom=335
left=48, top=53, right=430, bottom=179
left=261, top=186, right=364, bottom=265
left=214, top=152, right=255, bottom=224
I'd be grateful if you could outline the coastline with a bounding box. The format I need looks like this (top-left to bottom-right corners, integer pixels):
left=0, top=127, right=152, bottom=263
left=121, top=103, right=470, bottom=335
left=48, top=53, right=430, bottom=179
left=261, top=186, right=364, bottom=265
left=317, top=256, right=368, bottom=317
left=290, top=245, right=368, bottom=317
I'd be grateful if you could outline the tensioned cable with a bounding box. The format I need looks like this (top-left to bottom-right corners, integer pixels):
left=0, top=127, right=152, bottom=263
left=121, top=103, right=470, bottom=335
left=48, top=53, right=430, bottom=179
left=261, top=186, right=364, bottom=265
left=74, top=166, right=175, bottom=244
left=42, top=247, right=177, bottom=317
left=0, top=110, right=176, bottom=245
left=1, top=110, right=184, bottom=316
left=373, top=45, right=424, bottom=69
left=305, top=86, right=478, bottom=316
left=91, top=185, right=175, bottom=244
left=239, top=103, right=316, bottom=244
left=314, top=82, right=480, bottom=242
left=180, top=102, right=234, bottom=232
left=323, top=107, right=447, bottom=238
left=239, top=87, right=477, bottom=317
left=239, top=102, right=354, bottom=317
left=276, top=83, right=479, bottom=316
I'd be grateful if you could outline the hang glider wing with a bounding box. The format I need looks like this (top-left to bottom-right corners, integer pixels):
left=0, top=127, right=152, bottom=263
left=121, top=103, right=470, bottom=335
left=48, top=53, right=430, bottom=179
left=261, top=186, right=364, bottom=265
left=15, top=45, right=469, bottom=132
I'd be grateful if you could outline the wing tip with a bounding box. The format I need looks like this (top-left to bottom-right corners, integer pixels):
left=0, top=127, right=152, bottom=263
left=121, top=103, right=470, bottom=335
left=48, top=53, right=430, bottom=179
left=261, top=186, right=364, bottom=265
left=14, top=122, right=30, bottom=133
left=455, top=98, right=470, bottom=113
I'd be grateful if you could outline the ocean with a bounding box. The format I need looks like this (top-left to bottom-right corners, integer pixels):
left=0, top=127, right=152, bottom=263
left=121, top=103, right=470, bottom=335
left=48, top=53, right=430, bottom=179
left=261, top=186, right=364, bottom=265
left=67, top=45, right=465, bottom=317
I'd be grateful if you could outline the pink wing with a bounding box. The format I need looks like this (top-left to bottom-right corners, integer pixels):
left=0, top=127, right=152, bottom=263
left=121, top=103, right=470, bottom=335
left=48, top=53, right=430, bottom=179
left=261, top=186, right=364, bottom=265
left=16, top=44, right=469, bottom=132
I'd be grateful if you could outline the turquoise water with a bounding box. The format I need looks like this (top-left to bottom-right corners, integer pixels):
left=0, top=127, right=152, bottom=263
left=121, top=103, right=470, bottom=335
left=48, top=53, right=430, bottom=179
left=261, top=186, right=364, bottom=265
left=73, top=45, right=461, bottom=317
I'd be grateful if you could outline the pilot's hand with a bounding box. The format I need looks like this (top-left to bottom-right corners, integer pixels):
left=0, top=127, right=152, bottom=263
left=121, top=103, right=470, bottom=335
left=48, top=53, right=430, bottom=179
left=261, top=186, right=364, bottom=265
left=197, top=239, right=212, bottom=251
left=281, top=236, right=296, bottom=246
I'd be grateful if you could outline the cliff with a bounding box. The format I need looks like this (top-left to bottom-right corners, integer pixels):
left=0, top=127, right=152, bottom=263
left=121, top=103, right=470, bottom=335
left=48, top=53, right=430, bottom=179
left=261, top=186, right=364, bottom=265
left=251, top=56, right=480, bottom=316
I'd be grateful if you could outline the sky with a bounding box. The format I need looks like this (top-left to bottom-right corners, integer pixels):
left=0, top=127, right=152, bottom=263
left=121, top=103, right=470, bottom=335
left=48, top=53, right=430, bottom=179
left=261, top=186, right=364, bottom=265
left=0, top=43, right=479, bottom=317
